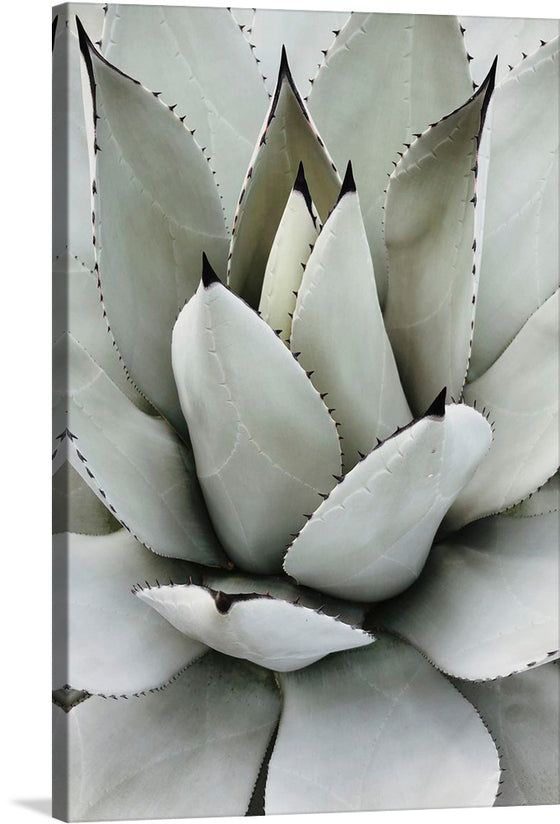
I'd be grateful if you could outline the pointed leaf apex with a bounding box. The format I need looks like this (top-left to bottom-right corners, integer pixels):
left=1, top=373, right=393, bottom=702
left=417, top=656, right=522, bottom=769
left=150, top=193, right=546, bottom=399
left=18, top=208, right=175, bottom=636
left=424, top=387, right=447, bottom=419
left=201, top=253, right=222, bottom=288
left=337, top=161, right=356, bottom=203
left=293, top=161, right=314, bottom=218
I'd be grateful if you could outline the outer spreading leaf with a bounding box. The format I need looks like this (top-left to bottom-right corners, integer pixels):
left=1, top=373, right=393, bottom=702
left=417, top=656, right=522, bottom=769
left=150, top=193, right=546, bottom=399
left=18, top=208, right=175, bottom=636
left=77, top=21, right=228, bottom=435
left=508, top=472, right=560, bottom=518
left=379, top=513, right=560, bottom=680
left=52, top=462, right=120, bottom=536
left=172, top=269, right=341, bottom=573
left=383, top=65, right=496, bottom=415
left=248, top=7, right=350, bottom=97
left=53, top=252, right=151, bottom=410
left=460, top=15, right=560, bottom=85
left=469, top=38, right=559, bottom=379
left=446, top=290, right=559, bottom=530
left=228, top=49, right=340, bottom=309
left=457, top=664, right=560, bottom=806
left=53, top=334, right=226, bottom=566
left=309, top=13, right=473, bottom=305
left=290, top=166, right=411, bottom=471
left=265, top=635, right=500, bottom=813
left=103, top=4, right=269, bottom=227
left=258, top=163, right=318, bottom=345
left=284, top=400, right=491, bottom=602
left=136, top=582, right=373, bottom=671
left=53, top=531, right=206, bottom=695
left=53, top=652, right=280, bottom=821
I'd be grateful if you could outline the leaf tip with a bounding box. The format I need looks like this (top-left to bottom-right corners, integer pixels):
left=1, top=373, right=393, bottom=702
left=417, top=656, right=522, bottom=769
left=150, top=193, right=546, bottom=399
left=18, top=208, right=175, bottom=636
left=201, top=253, right=222, bottom=289
left=424, top=387, right=447, bottom=419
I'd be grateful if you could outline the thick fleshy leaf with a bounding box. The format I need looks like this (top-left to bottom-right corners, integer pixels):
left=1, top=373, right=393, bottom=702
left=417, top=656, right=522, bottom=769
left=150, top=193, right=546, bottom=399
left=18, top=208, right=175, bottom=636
left=460, top=16, right=560, bottom=85
left=228, top=48, right=340, bottom=309
left=469, top=38, right=559, bottom=379
left=248, top=7, right=350, bottom=97
left=265, top=635, right=500, bottom=813
left=136, top=582, right=373, bottom=672
left=457, top=664, right=560, bottom=806
left=103, top=4, right=268, bottom=226
left=258, top=163, right=318, bottom=345
left=52, top=21, right=95, bottom=268
left=309, top=13, right=472, bottom=305
left=53, top=531, right=206, bottom=695
left=53, top=252, right=151, bottom=411
left=77, top=21, right=228, bottom=435
left=446, top=290, right=559, bottom=530
left=508, top=472, right=560, bottom=518
left=290, top=165, right=411, bottom=471
left=52, top=462, right=120, bottom=536
left=172, top=270, right=341, bottom=573
left=53, top=334, right=226, bottom=566
left=284, top=400, right=492, bottom=602
left=379, top=513, right=560, bottom=680
left=383, top=65, right=496, bottom=415
left=202, top=570, right=367, bottom=628
left=53, top=652, right=280, bottom=820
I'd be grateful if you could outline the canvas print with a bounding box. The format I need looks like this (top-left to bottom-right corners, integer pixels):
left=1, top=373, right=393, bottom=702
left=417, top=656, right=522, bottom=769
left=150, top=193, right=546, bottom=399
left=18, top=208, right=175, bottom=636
left=52, top=2, right=559, bottom=820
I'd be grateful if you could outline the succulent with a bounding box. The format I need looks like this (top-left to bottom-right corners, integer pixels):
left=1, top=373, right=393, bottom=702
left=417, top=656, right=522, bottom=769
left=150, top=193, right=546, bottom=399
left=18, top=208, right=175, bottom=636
left=52, top=4, right=559, bottom=820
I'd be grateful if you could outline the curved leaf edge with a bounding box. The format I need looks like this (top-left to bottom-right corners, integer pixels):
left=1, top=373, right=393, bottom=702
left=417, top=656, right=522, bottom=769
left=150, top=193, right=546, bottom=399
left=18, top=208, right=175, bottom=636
left=382, top=57, right=497, bottom=400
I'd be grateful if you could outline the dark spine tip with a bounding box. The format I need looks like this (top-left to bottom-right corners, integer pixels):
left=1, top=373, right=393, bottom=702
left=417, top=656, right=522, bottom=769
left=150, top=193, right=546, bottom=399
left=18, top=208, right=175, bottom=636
left=201, top=253, right=222, bottom=288
left=293, top=162, right=315, bottom=220
left=52, top=15, right=58, bottom=50
left=424, top=387, right=447, bottom=418
left=336, top=161, right=356, bottom=205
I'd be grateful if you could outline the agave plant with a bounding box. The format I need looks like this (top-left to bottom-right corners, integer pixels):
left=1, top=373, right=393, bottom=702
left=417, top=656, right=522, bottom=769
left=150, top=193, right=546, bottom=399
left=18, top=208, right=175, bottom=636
left=52, top=4, right=559, bottom=820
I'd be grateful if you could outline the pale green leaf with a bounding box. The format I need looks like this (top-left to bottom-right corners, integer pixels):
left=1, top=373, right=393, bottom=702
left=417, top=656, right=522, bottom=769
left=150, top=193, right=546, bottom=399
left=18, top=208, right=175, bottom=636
left=383, top=65, right=496, bottom=415
left=284, top=401, right=491, bottom=602
left=103, top=4, right=269, bottom=227
left=53, top=253, right=152, bottom=411
left=228, top=49, right=340, bottom=309
left=53, top=531, right=206, bottom=695
left=172, top=269, right=341, bottom=573
left=457, top=664, right=560, bottom=806
left=265, top=635, right=500, bottom=813
left=469, top=38, right=559, bottom=379
left=52, top=462, right=120, bottom=536
left=258, top=163, right=318, bottom=345
left=379, top=512, right=560, bottom=680
left=309, top=13, right=473, bottom=305
left=446, top=290, right=559, bottom=531
left=77, top=21, right=228, bottom=435
left=248, top=7, right=350, bottom=97
left=460, top=16, right=560, bottom=85
left=137, top=582, right=373, bottom=672
left=53, top=334, right=226, bottom=566
left=53, top=652, right=280, bottom=820
left=290, top=165, right=411, bottom=472
left=508, top=472, right=560, bottom=518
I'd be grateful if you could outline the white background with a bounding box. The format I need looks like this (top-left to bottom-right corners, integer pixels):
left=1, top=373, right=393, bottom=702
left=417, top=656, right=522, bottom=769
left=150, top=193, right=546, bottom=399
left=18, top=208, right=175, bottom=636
left=1, top=0, right=558, bottom=822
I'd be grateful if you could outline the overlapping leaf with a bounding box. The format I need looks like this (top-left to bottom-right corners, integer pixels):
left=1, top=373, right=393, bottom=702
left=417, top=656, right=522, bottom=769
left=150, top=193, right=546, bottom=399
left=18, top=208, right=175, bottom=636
left=228, top=48, right=340, bottom=308
left=284, top=400, right=491, bottom=601
left=383, top=64, right=496, bottom=414
left=103, top=4, right=269, bottom=225
left=53, top=653, right=280, bottom=820
left=446, top=289, right=559, bottom=530
left=53, top=531, right=206, bottom=695
left=309, top=13, right=473, bottom=305
left=53, top=334, right=226, bottom=566
left=469, top=38, right=559, bottom=378
left=77, top=20, right=228, bottom=435
left=265, top=635, right=500, bottom=813
left=379, top=512, right=559, bottom=680
left=290, top=164, right=411, bottom=471
left=172, top=266, right=341, bottom=573
left=136, top=582, right=373, bottom=671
